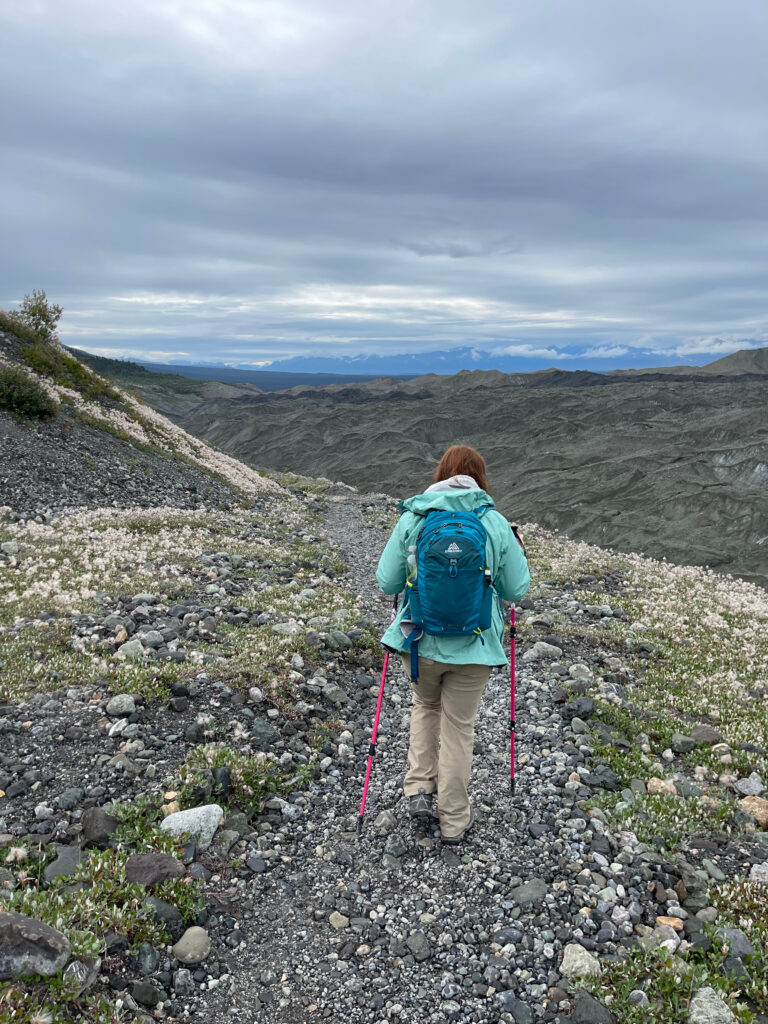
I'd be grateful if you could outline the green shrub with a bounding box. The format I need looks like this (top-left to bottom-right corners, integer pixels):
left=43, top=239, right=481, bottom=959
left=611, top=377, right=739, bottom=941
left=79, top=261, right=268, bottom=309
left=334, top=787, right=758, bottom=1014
left=15, top=288, right=62, bottom=342
left=0, top=307, right=42, bottom=345
left=0, top=363, right=58, bottom=419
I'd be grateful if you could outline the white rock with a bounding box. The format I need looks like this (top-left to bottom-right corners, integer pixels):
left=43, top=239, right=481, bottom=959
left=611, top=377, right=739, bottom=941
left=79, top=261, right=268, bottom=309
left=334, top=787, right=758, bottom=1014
left=749, top=862, right=768, bottom=883
left=522, top=641, right=563, bottom=662
left=160, top=804, right=224, bottom=850
left=115, top=639, right=144, bottom=661
left=734, top=772, right=764, bottom=797
left=559, top=943, right=601, bottom=979
left=688, top=986, right=737, bottom=1023
left=568, top=663, right=592, bottom=679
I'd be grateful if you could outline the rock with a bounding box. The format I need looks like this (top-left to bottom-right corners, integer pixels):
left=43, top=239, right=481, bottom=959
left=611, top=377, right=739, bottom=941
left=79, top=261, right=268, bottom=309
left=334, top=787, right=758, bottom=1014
left=329, top=912, right=349, bottom=930
left=651, top=925, right=681, bottom=952
left=720, top=928, right=754, bottom=960
left=647, top=777, right=678, bottom=796
left=690, top=725, right=724, bottom=745
left=739, top=795, right=768, bottom=827
left=0, top=912, right=70, bottom=979
left=586, top=603, right=613, bottom=617
left=62, top=956, right=100, bottom=997
left=496, top=993, right=533, bottom=1023
left=688, top=986, right=737, bottom=1023
left=570, top=991, right=615, bottom=1023
left=160, top=804, right=224, bottom=849
left=172, top=926, right=211, bottom=964
left=374, top=810, right=396, bottom=831
left=125, top=853, right=186, bottom=886
left=81, top=806, right=119, bottom=846
left=560, top=942, right=602, bottom=979
left=724, top=956, right=751, bottom=984
left=43, top=844, right=82, bottom=881
left=58, top=786, right=85, bottom=810
left=734, top=773, right=764, bottom=797
left=106, top=693, right=136, bottom=716
left=510, top=878, right=548, bottom=905
left=173, top=967, right=196, bottom=995
left=522, top=641, right=563, bottom=662
left=672, top=734, right=696, bottom=754
left=406, top=930, right=431, bottom=962
left=145, top=897, right=184, bottom=941
left=562, top=697, right=594, bottom=722
left=702, top=858, right=726, bottom=882
left=749, top=862, right=768, bottom=882
left=116, top=638, right=145, bottom=661
left=131, top=979, right=163, bottom=1007
left=250, top=718, right=279, bottom=751
left=493, top=926, right=523, bottom=945
left=656, top=916, right=685, bottom=931
left=629, top=990, right=650, bottom=1007
left=136, top=941, right=161, bottom=974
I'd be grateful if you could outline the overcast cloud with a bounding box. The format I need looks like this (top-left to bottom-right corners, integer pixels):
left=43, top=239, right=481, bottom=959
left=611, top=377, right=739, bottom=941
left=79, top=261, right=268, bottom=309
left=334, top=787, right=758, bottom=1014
left=1, top=0, right=766, bottom=367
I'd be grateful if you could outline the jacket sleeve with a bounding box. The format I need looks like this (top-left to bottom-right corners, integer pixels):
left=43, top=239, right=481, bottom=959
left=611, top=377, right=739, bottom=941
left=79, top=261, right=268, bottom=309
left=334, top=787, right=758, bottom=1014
left=376, top=515, right=408, bottom=595
left=492, top=518, right=530, bottom=603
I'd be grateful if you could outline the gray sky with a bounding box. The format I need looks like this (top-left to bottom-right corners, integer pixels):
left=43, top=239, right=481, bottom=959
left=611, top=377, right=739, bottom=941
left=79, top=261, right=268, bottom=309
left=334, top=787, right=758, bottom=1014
left=2, top=0, right=767, bottom=367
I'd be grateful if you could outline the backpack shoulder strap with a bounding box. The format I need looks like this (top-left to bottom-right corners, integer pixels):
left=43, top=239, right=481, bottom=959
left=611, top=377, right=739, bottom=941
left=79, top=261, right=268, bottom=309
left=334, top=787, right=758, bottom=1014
left=475, top=504, right=492, bottom=520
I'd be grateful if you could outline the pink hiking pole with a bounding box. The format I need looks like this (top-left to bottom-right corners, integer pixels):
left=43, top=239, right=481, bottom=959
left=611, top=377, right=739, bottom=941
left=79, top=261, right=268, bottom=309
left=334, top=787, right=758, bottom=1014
left=358, top=596, right=398, bottom=833
left=510, top=604, right=517, bottom=795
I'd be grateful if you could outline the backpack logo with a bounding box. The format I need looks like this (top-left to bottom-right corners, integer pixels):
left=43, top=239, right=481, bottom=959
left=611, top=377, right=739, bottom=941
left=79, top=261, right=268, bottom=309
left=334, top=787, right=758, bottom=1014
left=445, top=542, right=462, bottom=553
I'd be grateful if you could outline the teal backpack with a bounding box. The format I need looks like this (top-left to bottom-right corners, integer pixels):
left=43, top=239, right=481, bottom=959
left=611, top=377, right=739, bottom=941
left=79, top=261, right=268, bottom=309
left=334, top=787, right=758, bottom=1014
left=401, top=506, right=495, bottom=679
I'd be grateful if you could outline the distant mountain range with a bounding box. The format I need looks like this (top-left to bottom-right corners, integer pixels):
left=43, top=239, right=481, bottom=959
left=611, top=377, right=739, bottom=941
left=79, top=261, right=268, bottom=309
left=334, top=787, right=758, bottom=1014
left=110, top=344, right=768, bottom=386
left=259, top=344, right=768, bottom=377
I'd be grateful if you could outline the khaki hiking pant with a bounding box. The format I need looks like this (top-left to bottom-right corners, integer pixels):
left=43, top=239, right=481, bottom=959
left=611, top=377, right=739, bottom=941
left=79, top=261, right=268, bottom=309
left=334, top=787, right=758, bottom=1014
left=401, top=656, right=491, bottom=838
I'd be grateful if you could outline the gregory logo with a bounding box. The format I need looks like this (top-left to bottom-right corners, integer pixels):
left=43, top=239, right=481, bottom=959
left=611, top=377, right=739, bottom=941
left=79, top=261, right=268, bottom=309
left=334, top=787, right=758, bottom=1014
left=445, top=542, right=462, bottom=553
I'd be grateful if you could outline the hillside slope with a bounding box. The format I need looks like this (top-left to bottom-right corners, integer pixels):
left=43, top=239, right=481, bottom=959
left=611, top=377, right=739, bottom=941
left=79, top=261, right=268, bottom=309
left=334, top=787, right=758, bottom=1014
left=0, top=325, right=279, bottom=512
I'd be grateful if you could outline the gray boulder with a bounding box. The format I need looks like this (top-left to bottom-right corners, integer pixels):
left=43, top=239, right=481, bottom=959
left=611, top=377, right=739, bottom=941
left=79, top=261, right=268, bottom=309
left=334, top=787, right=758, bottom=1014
left=570, top=991, right=615, bottom=1023
left=0, top=911, right=70, bottom=979
left=688, top=986, right=737, bottom=1023
left=81, top=806, right=119, bottom=847
left=106, top=693, right=136, bottom=716
left=125, top=852, right=186, bottom=887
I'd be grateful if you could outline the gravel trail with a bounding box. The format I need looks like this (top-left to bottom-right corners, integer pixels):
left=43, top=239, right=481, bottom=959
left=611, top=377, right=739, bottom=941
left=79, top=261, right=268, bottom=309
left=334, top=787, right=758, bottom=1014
left=198, top=491, right=632, bottom=1024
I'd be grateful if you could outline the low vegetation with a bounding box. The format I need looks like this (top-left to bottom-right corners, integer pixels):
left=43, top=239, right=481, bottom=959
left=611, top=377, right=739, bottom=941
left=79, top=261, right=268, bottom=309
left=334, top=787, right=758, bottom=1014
left=0, top=362, right=59, bottom=419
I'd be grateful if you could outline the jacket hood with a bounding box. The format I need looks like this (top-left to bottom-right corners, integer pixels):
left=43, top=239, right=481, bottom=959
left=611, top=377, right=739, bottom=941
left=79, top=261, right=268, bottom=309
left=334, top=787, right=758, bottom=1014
left=398, top=488, right=495, bottom=515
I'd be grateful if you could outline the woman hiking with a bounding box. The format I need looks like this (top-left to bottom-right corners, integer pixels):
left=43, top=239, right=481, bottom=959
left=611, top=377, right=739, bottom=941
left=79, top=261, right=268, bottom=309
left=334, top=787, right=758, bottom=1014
left=376, top=445, right=529, bottom=844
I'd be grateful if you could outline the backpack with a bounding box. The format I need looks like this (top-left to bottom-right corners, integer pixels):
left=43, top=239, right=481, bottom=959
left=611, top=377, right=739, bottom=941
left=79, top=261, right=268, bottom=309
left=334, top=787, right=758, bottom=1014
left=401, top=505, right=494, bottom=679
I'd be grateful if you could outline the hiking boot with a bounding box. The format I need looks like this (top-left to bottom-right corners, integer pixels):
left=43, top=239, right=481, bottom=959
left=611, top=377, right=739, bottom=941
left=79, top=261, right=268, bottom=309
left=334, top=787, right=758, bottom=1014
left=441, top=806, right=476, bottom=845
left=407, top=788, right=435, bottom=821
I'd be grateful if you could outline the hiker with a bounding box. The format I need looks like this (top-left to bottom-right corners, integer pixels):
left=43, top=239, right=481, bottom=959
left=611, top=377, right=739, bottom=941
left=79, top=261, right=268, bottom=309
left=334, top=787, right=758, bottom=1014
left=376, top=445, right=530, bottom=844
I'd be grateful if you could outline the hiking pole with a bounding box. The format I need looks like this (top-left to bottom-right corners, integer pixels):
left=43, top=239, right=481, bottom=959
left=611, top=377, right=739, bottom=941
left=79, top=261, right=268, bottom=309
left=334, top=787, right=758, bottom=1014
left=358, top=595, right=399, bottom=834
left=510, top=604, right=516, bottom=795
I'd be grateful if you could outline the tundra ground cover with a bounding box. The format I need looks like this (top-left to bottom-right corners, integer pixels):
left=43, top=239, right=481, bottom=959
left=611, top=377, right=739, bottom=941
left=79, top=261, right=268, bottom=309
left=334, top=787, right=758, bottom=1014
left=0, top=499, right=360, bottom=705
left=526, top=524, right=768, bottom=776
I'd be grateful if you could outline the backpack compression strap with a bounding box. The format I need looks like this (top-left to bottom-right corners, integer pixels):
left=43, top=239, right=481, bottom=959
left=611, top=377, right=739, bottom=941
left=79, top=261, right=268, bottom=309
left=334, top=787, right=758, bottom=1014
left=401, top=627, right=422, bottom=681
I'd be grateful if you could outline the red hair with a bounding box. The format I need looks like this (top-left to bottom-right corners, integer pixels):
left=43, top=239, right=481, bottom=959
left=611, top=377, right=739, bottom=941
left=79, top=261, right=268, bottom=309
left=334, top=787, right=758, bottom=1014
left=433, top=445, right=491, bottom=494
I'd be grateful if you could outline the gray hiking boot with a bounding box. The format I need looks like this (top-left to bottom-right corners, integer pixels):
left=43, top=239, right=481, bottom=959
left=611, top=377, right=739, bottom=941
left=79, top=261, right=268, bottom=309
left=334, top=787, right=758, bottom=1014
left=407, top=788, right=435, bottom=821
left=441, top=806, right=476, bottom=845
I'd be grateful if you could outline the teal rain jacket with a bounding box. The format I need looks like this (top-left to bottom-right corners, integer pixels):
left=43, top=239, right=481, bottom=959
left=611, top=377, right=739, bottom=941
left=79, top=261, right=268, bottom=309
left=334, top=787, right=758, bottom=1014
left=376, top=488, right=530, bottom=666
